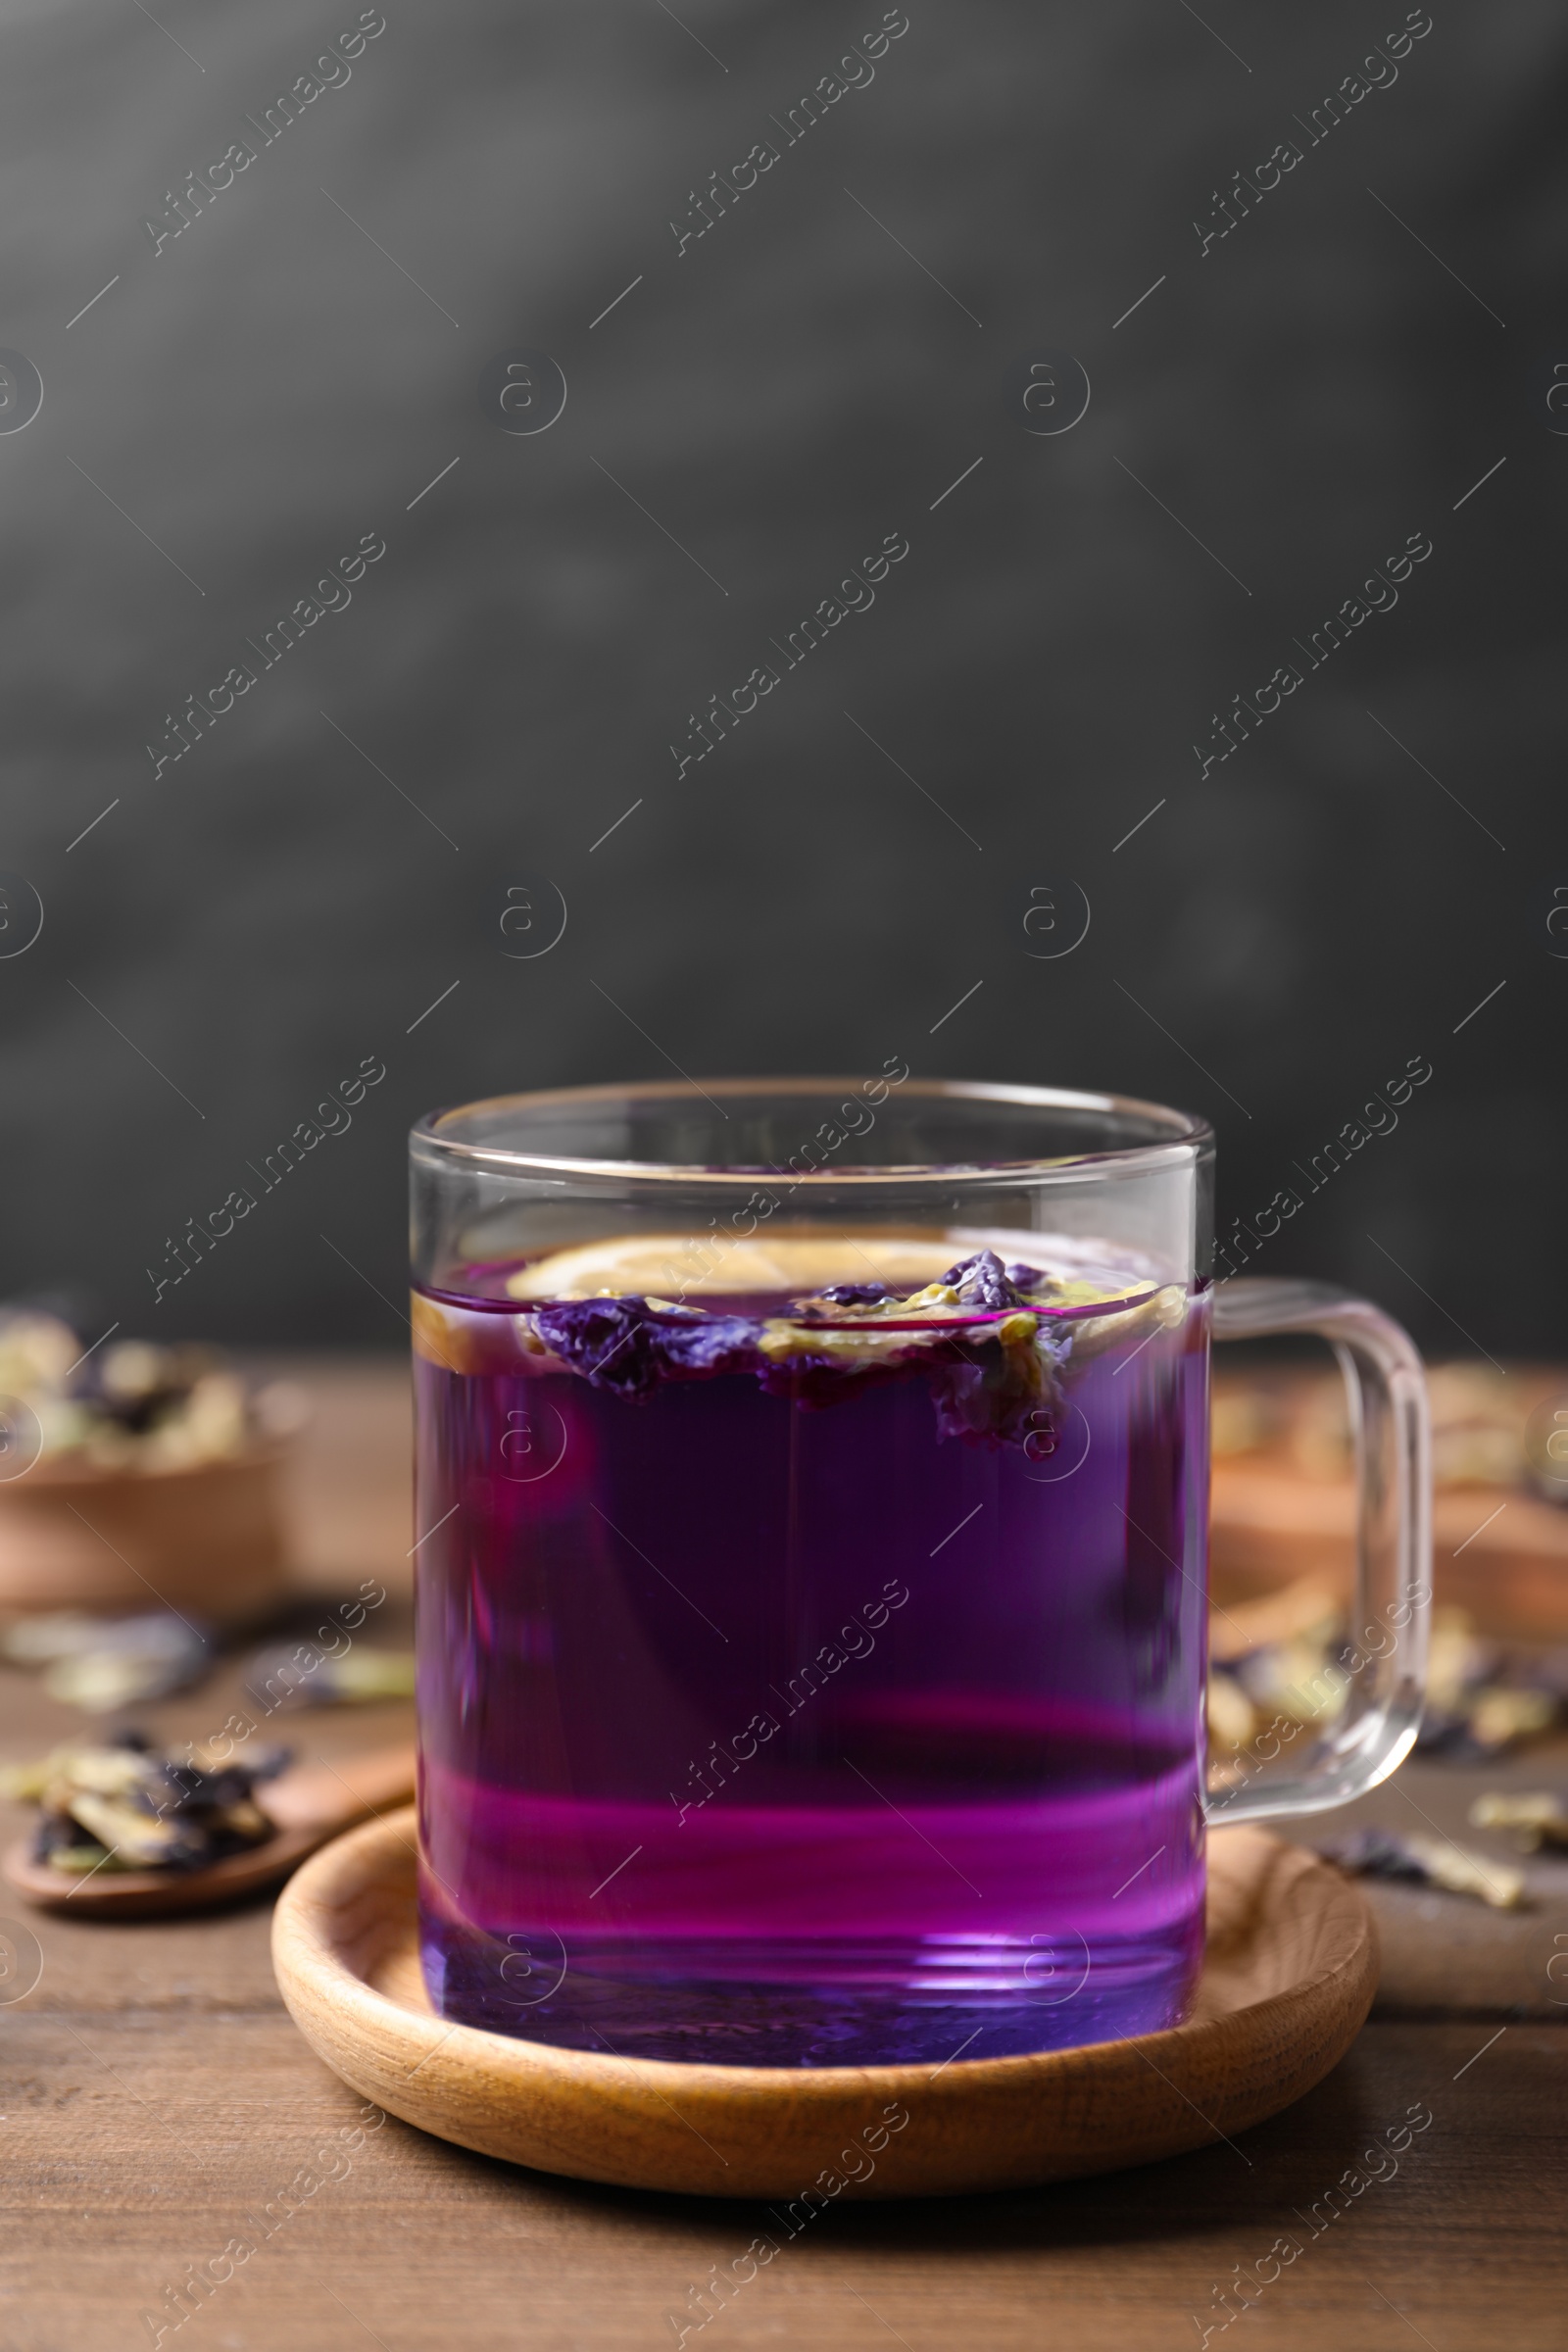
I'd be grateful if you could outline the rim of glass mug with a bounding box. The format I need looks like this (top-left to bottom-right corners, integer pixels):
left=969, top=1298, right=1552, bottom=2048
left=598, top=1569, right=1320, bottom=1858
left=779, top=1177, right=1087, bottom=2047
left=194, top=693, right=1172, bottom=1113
left=411, top=1077, right=1214, bottom=1185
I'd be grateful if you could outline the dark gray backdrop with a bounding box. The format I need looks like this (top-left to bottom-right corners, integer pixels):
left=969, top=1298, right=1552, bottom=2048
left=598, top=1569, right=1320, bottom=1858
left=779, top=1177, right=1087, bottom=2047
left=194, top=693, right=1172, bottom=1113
left=1, top=0, right=1561, bottom=1352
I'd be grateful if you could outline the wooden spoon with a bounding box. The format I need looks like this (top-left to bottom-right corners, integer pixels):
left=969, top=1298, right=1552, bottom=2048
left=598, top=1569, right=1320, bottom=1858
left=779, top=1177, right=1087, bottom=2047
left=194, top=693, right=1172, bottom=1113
left=2, top=1743, right=416, bottom=1919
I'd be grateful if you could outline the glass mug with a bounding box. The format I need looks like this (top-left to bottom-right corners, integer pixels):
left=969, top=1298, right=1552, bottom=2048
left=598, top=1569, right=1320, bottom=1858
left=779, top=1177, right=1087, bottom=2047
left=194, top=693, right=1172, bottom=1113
left=410, top=1079, right=1430, bottom=2068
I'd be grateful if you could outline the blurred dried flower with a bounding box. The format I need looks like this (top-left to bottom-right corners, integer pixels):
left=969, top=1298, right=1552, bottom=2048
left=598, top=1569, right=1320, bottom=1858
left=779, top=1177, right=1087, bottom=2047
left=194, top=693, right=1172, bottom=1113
left=1468, top=1790, right=1568, bottom=1851
left=1, top=1730, right=289, bottom=1875
left=2, top=1609, right=212, bottom=1710
left=0, top=1306, right=304, bottom=1474
left=1321, top=1826, right=1527, bottom=1909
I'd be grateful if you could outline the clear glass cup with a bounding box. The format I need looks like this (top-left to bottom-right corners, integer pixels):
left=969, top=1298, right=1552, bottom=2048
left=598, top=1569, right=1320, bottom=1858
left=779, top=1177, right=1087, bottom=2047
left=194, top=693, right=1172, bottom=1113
left=410, top=1077, right=1429, bottom=2068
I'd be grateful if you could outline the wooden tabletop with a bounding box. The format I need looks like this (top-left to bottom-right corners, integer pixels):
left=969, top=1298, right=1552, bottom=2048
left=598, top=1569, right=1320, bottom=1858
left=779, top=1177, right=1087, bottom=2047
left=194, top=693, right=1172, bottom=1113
left=2, top=1360, right=1565, bottom=2352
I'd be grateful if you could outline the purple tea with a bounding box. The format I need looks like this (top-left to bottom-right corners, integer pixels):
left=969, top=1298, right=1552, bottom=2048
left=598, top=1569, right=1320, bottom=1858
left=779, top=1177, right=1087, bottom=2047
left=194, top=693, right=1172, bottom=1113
left=414, top=1232, right=1208, bottom=2068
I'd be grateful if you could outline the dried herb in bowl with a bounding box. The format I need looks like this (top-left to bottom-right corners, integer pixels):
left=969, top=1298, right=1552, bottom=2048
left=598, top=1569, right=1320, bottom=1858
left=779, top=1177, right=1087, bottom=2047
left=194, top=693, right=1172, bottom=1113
left=0, top=1308, right=304, bottom=1473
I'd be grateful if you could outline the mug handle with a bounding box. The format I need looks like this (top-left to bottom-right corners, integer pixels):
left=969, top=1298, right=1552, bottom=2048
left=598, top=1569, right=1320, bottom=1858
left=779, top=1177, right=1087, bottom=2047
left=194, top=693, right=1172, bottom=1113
left=1204, top=1276, right=1432, bottom=1826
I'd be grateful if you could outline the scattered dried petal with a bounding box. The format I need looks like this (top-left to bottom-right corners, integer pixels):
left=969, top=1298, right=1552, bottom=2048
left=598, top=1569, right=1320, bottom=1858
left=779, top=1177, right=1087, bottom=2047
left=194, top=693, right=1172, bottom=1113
left=1321, top=1826, right=1527, bottom=1908
left=1468, top=1791, right=1568, bottom=1851
left=242, top=1647, right=415, bottom=1710
left=5, top=1611, right=212, bottom=1714
left=1466, top=1689, right=1558, bottom=1752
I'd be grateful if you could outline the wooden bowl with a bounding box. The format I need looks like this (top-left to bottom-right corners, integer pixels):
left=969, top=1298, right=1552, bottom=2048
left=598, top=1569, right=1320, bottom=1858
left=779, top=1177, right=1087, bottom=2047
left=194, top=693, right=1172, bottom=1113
left=1211, top=1454, right=1568, bottom=1635
left=272, top=1809, right=1376, bottom=2199
left=1209, top=1363, right=1568, bottom=1635
left=0, top=1449, right=289, bottom=1624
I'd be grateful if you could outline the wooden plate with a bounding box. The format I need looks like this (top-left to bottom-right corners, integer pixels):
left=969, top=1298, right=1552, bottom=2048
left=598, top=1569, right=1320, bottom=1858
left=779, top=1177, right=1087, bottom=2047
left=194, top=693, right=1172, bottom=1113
left=0, top=1447, right=289, bottom=1622
left=272, top=1809, right=1376, bottom=2199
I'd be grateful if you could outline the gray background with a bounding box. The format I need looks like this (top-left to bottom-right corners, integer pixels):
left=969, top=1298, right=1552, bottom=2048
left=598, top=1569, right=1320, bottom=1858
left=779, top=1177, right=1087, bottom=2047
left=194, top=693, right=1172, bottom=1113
left=0, top=0, right=1561, bottom=1352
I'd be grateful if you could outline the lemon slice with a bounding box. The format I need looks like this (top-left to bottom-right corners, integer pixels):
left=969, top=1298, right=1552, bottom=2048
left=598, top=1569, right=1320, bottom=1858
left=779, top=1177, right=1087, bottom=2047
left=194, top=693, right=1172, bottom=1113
left=504, top=1232, right=969, bottom=1302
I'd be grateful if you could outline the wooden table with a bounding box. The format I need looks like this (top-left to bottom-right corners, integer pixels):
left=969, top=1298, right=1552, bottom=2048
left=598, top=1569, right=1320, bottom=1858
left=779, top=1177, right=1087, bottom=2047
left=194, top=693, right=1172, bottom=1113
left=3, top=1361, right=1565, bottom=2351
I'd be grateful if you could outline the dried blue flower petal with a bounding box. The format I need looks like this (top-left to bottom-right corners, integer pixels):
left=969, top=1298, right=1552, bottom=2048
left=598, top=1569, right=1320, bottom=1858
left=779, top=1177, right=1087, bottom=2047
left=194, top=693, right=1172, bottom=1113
left=654, top=1313, right=761, bottom=1376
left=1320, top=1827, right=1429, bottom=1885
left=531, top=1279, right=1075, bottom=1448
left=931, top=1319, right=1075, bottom=1447
left=530, top=1298, right=758, bottom=1399
left=11, top=1731, right=296, bottom=1876
left=1319, top=1824, right=1526, bottom=1907
left=529, top=1300, right=662, bottom=1398
left=941, top=1249, right=1026, bottom=1311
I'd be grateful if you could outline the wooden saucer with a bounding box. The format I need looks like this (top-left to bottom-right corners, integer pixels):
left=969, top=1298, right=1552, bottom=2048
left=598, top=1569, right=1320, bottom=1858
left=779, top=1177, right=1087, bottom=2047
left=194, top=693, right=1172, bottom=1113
left=272, top=1810, right=1376, bottom=2199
